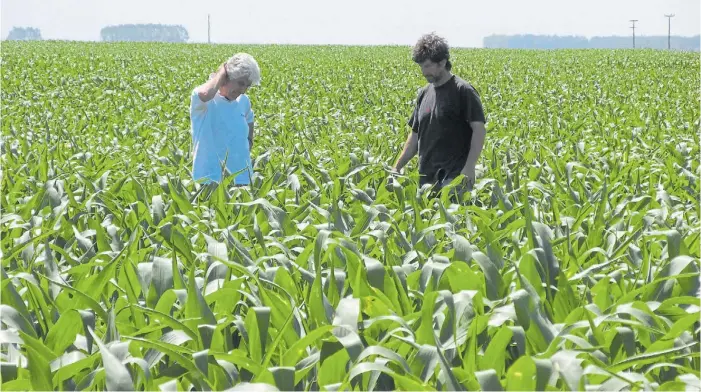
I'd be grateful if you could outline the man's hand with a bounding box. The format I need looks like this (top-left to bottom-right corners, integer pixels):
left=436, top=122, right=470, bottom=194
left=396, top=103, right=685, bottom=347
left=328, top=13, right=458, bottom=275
left=385, top=167, right=400, bottom=191
left=197, top=62, right=230, bottom=103
left=216, top=63, right=229, bottom=87
left=460, top=164, right=476, bottom=192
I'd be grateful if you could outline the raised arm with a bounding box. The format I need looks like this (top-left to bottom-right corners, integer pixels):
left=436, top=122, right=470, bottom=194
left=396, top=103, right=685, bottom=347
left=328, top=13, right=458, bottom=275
left=196, top=63, right=229, bottom=103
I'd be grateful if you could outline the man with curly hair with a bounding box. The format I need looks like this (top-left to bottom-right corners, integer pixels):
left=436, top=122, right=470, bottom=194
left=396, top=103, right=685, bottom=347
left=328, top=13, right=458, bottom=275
left=190, top=53, right=261, bottom=186
left=391, top=33, right=487, bottom=198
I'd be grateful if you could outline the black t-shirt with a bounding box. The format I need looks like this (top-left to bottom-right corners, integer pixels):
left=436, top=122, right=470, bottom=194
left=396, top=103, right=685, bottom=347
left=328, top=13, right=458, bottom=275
left=407, top=75, right=486, bottom=185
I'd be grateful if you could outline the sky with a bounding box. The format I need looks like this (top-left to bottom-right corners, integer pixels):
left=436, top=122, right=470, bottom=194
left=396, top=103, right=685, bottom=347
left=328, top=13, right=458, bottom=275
left=1, top=0, right=699, bottom=47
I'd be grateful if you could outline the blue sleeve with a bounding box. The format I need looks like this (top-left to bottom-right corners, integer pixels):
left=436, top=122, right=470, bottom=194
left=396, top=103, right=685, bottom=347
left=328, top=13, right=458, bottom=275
left=190, top=88, right=208, bottom=115
left=244, top=96, right=255, bottom=124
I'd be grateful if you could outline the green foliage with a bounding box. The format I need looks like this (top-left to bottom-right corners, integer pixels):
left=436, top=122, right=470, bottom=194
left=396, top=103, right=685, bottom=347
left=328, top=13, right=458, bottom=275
left=1, top=41, right=699, bottom=391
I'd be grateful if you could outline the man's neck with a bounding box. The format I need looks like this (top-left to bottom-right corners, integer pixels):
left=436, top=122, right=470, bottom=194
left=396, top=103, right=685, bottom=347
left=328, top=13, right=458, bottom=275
left=432, top=71, right=453, bottom=87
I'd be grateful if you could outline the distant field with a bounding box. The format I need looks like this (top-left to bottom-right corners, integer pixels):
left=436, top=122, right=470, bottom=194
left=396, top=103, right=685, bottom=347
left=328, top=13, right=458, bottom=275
left=1, top=41, right=699, bottom=391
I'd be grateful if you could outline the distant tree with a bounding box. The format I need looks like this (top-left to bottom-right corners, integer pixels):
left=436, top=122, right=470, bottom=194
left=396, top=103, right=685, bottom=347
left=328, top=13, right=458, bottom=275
left=483, top=34, right=700, bottom=51
left=7, top=27, right=42, bottom=41
left=589, top=35, right=700, bottom=50
left=100, top=24, right=189, bottom=43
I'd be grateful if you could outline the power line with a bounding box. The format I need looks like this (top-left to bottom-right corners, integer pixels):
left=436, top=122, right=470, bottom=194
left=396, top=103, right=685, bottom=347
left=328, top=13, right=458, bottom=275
left=629, top=19, right=638, bottom=48
left=665, top=14, right=675, bottom=50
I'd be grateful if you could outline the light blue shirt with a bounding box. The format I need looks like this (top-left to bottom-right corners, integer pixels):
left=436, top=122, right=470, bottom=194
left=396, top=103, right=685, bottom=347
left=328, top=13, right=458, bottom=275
left=189, top=88, right=254, bottom=184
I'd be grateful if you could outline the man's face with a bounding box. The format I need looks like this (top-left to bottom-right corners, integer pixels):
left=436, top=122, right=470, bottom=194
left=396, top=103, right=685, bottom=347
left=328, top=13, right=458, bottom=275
left=219, top=77, right=252, bottom=100
left=418, top=59, right=446, bottom=83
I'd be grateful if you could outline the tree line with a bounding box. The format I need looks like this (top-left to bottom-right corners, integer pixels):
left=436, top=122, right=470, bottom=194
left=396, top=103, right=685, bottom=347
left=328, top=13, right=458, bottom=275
left=5, top=24, right=190, bottom=42
left=6, top=27, right=42, bottom=40
left=100, top=24, right=189, bottom=43
left=483, top=34, right=700, bottom=51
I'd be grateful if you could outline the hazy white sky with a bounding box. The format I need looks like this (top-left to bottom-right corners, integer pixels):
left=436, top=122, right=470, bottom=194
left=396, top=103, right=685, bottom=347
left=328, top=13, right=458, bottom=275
left=2, top=0, right=699, bottom=47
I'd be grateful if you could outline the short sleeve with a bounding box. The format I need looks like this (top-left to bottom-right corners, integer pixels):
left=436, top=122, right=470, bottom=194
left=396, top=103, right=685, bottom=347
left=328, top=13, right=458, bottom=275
left=190, top=88, right=208, bottom=114
left=245, top=97, right=255, bottom=124
left=461, top=86, right=486, bottom=124
left=408, top=106, right=419, bottom=133
left=407, top=88, right=424, bottom=133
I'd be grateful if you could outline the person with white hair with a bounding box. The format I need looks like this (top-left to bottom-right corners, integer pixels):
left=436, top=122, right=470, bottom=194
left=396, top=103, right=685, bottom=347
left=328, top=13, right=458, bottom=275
left=189, top=53, right=261, bottom=185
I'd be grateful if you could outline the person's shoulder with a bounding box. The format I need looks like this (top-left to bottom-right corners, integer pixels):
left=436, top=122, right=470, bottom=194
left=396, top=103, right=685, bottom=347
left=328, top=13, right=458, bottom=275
left=191, top=87, right=202, bottom=99
left=238, top=94, right=253, bottom=105
left=452, top=75, right=478, bottom=92
left=415, top=84, right=431, bottom=100
left=453, top=76, right=485, bottom=101
left=191, top=87, right=208, bottom=110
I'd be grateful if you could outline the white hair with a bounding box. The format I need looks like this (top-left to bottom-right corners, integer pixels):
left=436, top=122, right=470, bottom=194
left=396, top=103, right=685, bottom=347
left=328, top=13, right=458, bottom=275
left=225, top=53, right=261, bottom=86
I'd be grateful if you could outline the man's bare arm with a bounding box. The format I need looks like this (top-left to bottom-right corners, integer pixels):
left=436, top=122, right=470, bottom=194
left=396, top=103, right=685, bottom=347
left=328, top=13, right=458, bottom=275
left=248, top=123, right=255, bottom=150
left=393, top=131, right=418, bottom=172
left=460, top=121, right=487, bottom=183
left=196, top=64, right=228, bottom=103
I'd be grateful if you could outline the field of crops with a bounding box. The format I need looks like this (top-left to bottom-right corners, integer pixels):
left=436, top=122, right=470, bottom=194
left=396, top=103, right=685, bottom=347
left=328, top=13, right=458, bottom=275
left=1, top=41, right=700, bottom=391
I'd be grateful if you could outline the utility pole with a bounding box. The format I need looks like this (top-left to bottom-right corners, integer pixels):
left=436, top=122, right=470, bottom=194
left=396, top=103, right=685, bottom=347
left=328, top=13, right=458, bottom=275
left=208, top=14, right=211, bottom=44
left=665, top=14, right=675, bottom=50
left=629, top=19, right=638, bottom=48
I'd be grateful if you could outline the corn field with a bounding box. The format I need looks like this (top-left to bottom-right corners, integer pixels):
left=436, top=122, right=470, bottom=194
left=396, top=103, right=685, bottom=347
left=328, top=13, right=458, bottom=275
left=1, top=41, right=699, bottom=391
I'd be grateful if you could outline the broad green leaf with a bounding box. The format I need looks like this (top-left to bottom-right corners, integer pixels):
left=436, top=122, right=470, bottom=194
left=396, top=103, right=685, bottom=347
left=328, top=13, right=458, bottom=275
left=246, top=306, right=271, bottom=364
left=475, top=369, right=503, bottom=391
left=88, top=328, right=133, bottom=391
left=27, top=346, right=53, bottom=391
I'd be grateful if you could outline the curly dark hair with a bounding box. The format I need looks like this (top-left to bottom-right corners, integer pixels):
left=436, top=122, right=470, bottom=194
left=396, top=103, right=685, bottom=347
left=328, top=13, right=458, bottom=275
left=412, top=33, right=452, bottom=71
